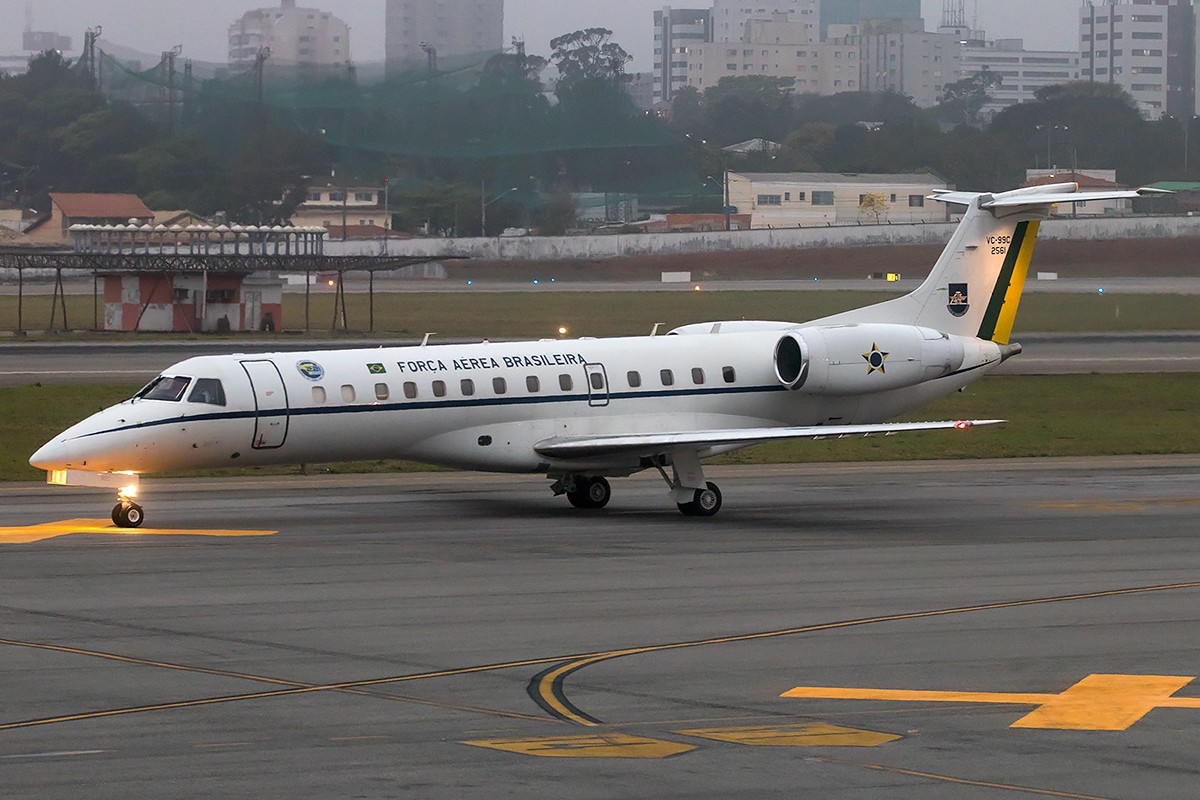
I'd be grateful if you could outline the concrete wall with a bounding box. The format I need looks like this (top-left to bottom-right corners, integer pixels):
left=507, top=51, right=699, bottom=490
left=351, top=214, right=1200, bottom=263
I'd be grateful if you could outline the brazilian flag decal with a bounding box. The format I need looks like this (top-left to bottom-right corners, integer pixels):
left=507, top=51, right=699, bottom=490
left=368, top=363, right=386, bottom=375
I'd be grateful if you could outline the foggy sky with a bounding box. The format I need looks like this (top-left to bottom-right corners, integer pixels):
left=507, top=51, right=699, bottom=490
left=2, top=0, right=1082, bottom=71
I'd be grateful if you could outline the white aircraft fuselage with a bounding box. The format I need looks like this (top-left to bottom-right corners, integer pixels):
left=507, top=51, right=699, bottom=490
left=31, top=183, right=1153, bottom=523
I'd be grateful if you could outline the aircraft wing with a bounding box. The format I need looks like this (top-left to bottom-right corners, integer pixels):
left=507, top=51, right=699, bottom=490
left=534, top=419, right=1004, bottom=460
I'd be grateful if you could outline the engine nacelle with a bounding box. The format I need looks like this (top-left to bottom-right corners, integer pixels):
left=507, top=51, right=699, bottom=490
left=775, top=323, right=967, bottom=394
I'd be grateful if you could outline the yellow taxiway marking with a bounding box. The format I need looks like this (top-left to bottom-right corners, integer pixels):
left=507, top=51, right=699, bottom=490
left=0, top=519, right=276, bottom=544
left=782, top=673, right=1200, bottom=731
left=462, top=733, right=694, bottom=759
left=677, top=722, right=900, bottom=747
left=1034, top=498, right=1200, bottom=513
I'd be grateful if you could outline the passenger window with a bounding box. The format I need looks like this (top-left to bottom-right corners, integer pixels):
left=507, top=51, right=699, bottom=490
left=590, top=372, right=605, bottom=390
left=627, top=370, right=641, bottom=388
left=660, top=369, right=674, bottom=386
left=559, top=374, right=573, bottom=391
left=341, top=385, right=356, bottom=403
left=403, top=381, right=418, bottom=399
left=375, top=383, right=389, bottom=401
left=312, top=386, right=326, bottom=404
left=432, top=380, right=447, bottom=397
left=526, top=375, right=540, bottom=393
left=142, top=376, right=191, bottom=402
left=187, top=378, right=226, bottom=406
left=723, top=366, right=737, bottom=383
left=692, top=368, right=706, bottom=385
left=493, top=377, right=507, bottom=394
left=461, top=379, right=475, bottom=396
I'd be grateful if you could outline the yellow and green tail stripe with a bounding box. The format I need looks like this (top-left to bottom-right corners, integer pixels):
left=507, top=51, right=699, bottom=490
left=977, top=220, right=1040, bottom=345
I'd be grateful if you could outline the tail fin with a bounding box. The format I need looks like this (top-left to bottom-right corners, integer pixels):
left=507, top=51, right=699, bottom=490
left=819, top=183, right=1150, bottom=344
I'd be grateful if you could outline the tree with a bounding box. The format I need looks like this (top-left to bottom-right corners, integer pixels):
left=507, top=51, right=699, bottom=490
left=549, top=28, right=632, bottom=97
left=939, top=67, right=1003, bottom=127
left=858, top=192, right=889, bottom=223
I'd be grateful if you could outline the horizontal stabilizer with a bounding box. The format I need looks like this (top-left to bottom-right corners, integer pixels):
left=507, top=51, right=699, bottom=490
left=931, top=183, right=1165, bottom=210
left=534, top=419, right=1005, bottom=461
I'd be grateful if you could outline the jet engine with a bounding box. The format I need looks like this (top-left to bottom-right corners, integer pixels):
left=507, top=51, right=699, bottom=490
left=774, top=323, right=966, bottom=394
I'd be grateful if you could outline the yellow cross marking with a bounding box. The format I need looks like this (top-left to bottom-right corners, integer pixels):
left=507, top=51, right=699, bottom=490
left=782, top=674, right=1200, bottom=731
left=0, top=519, right=276, bottom=545
left=462, top=733, right=694, bottom=758
left=677, top=722, right=900, bottom=747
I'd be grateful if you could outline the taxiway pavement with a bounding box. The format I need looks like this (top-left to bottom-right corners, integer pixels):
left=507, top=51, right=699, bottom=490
left=0, top=458, right=1198, bottom=798
left=2, top=331, right=1198, bottom=386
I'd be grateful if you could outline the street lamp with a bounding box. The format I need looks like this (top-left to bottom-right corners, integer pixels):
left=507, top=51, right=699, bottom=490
left=1036, top=124, right=1069, bottom=169
left=481, top=182, right=518, bottom=237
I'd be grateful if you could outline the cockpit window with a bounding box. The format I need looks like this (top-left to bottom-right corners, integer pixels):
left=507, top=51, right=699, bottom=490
left=138, top=376, right=192, bottom=402
left=187, top=378, right=226, bottom=406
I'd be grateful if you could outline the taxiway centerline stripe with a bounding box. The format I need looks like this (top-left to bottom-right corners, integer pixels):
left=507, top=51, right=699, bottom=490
left=814, top=757, right=1116, bottom=800
left=0, top=636, right=551, bottom=725
left=782, top=688, right=1057, bottom=703
left=6, top=581, right=1199, bottom=732
left=530, top=581, right=1200, bottom=725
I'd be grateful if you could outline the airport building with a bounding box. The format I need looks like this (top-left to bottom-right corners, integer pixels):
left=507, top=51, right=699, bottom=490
left=1079, top=0, right=1197, bottom=119
left=228, top=0, right=350, bottom=69
left=727, top=172, right=949, bottom=228
left=385, top=0, right=504, bottom=72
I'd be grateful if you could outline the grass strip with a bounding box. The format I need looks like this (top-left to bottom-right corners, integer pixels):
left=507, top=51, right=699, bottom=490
left=3, top=374, right=1198, bottom=483
left=2, top=292, right=1199, bottom=339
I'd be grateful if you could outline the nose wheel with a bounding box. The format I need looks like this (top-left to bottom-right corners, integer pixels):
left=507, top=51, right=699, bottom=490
left=112, top=502, right=144, bottom=529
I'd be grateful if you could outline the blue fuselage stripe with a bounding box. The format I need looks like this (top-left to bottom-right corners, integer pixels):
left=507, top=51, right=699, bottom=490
left=72, top=384, right=790, bottom=441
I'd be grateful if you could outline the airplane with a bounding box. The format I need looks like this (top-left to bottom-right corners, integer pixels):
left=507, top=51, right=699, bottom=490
left=30, top=183, right=1154, bottom=526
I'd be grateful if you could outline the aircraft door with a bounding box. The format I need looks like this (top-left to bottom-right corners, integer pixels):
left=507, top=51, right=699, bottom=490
left=241, top=360, right=290, bottom=449
left=585, top=363, right=609, bottom=407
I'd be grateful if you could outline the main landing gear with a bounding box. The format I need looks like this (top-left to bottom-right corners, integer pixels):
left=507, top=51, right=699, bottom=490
left=112, top=486, right=144, bottom=528
left=566, top=476, right=612, bottom=509
left=677, top=482, right=722, bottom=517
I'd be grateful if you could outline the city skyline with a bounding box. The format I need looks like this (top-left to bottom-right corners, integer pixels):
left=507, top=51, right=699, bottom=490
left=1, top=0, right=1082, bottom=72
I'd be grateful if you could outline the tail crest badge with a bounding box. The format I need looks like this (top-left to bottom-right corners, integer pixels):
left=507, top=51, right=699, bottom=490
left=947, top=283, right=970, bottom=317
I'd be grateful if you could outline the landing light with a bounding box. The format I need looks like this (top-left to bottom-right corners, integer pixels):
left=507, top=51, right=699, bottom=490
left=119, top=484, right=138, bottom=499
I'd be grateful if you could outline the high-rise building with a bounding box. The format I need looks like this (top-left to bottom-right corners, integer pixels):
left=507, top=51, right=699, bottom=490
left=959, top=38, right=1082, bottom=119
left=385, top=0, right=504, bottom=72
left=853, top=18, right=963, bottom=108
left=654, top=7, right=711, bottom=104
left=229, top=0, right=350, bottom=68
left=820, top=0, right=921, bottom=40
left=1080, top=0, right=1196, bottom=119
left=710, top=0, right=818, bottom=43
left=687, top=14, right=859, bottom=96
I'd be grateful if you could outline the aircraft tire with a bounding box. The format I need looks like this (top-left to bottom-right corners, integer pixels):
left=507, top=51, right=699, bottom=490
left=567, top=477, right=611, bottom=509
left=112, top=502, right=145, bottom=529
left=677, top=483, right=721, bottom=518
left=586, top=477, right=611, bottom=509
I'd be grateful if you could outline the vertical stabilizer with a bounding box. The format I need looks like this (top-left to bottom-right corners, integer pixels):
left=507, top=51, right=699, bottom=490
left=815, top=184, right=1147, bottom=342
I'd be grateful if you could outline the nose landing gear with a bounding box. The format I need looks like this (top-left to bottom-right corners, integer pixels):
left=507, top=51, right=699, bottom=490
left=112, top=486, right=144, bottom=528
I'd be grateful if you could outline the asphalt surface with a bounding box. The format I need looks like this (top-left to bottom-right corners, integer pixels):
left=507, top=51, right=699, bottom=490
left=1, top=459, right=1199, bottom=799
left=1, top=331, right=1198, bottom=387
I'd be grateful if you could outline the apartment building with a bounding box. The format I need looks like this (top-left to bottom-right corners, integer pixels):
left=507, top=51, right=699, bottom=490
left=385, top=0, right=504, bottom=72
left=1080, top=0, right=1196, bottom=119
left=959, top=38, right=1082, bottom=118
left=710, top=0, right=818, bottom=43
left=654, top=7, right=712, bottom=104
left=229, top=0, right=350, bottom=68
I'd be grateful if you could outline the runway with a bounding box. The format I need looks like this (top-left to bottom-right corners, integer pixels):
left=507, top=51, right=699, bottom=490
left=2, top=331, right=1199, bottom=386
left=1, top=458, right=1199, bottom=798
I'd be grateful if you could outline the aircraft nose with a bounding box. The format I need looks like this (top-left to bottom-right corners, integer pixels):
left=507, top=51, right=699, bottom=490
left=30, top=439, right=68, bottom=471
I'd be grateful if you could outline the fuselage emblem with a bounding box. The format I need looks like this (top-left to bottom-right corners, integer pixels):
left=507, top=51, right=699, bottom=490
left=862, top=343, right=889, bottom=374
left=296, top=360, right=325, bottom=381
left=948, top=283, right=970, bottom=317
